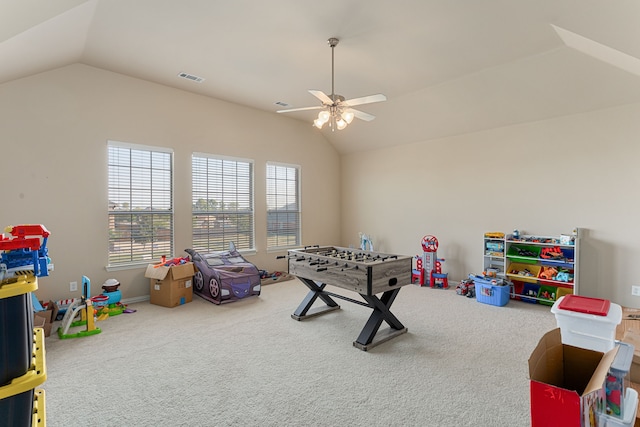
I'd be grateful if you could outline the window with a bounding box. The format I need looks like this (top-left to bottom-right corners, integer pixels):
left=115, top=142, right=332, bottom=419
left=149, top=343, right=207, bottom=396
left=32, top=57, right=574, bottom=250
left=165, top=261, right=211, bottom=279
left=266, top=163, right=300, bottom=249
left=192, top=154, right=254, bottom=252
left=108, top=142, right=173, bottom=267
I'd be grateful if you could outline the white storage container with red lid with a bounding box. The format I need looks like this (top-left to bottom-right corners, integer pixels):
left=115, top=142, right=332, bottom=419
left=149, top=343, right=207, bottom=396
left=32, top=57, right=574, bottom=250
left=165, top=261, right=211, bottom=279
left=550, top=294, right=622, bottom=352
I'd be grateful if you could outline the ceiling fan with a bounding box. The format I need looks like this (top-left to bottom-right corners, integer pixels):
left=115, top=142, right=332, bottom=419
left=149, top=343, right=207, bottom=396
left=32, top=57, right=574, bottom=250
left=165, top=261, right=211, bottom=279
left=277, top=37, right=386, bottom=131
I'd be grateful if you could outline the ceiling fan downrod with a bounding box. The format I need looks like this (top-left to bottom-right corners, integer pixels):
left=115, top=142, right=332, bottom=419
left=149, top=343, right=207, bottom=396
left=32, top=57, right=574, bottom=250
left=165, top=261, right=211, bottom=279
left=328, top=37, right=339, bottom=102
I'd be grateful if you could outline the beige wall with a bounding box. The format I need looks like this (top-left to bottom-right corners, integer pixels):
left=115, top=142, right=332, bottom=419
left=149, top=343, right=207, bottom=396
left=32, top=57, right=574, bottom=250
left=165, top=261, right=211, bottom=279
left=341, top=103, right=640, bottom=308
left=3, top=62, right=639, bottom=309
left=0, top=64, right=341, bottom=302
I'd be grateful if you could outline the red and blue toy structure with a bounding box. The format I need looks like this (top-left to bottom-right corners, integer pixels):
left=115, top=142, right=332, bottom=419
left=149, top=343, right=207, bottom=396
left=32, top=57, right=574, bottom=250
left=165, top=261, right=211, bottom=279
left=0, top=224, right=53, bottom=280
left=412, top=235, right=449, bottom=289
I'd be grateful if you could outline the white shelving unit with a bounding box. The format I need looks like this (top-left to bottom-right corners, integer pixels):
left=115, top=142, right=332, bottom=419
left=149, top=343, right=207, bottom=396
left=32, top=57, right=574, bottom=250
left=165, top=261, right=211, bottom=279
left=483, top=233, right=506, bottom=278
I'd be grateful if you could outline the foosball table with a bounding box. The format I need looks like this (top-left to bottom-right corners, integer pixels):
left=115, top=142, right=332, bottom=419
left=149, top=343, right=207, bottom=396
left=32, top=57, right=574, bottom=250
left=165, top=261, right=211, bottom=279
left=284, top=245, right=413, bottom=351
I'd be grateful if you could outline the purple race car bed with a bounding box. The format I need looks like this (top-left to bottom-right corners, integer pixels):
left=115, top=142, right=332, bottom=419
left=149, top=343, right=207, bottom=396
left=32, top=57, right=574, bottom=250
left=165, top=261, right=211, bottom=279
left=185, top=243, right=261, bottom=305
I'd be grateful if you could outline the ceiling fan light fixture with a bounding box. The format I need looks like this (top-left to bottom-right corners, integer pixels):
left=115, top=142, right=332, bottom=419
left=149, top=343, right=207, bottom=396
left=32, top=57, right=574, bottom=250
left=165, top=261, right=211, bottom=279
left=336, top=117, right=347, bottom=130
left=342, top=111, right=355, bottom=124
left=318, top=110, right=330, bottom=122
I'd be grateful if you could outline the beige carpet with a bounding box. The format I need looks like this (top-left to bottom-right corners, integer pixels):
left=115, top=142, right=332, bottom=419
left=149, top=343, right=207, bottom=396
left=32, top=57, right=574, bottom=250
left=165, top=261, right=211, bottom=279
left=42, top=279, right=557, bottom=426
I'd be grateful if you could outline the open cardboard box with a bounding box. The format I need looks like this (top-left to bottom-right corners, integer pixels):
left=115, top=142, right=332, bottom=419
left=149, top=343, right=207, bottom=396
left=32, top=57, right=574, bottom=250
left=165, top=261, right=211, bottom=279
left=529, top=328, right=618, bottom=427
left=145, top=262, right=195, bottom=308
left=33, top=300, right=59, bottom=337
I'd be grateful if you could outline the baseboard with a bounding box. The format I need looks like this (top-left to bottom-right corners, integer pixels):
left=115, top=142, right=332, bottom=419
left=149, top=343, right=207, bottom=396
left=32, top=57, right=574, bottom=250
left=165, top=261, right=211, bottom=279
left=121, top=295, right=150, bottom=304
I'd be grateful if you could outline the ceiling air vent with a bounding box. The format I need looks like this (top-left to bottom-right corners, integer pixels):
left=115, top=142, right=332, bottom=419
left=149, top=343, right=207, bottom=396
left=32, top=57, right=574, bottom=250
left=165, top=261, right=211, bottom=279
left=178, top=72, right=205, bottom=83
left=274, top=101, right=291, bottom=108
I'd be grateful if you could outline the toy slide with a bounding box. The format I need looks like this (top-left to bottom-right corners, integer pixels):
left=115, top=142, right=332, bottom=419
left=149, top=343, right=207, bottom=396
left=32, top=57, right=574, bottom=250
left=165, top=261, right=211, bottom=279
left=57, top=276, right=101, bottom=339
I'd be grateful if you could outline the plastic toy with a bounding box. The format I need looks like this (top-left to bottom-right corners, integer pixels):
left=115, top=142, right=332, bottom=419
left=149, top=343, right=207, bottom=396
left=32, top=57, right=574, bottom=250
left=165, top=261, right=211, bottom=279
left=512, top=246, right=537, bottom=257
left=539, top=266, right=558, bottom=280
left=96, top=278, right=126, bottom=316
left=512, top=267, right=534, bottom=277
left=605, top=374, right=622, bottom=416
left=154, top=256, right=189, bottom=267
left=466, top=283, right=476, bottom=298
left=411, top=256, right=424, bottom=285
left=484, top=269, right=497, bottom=278
left=430, top=258, right=449, bottom=289
left=0, top=224, right=53, bottom=279
left=185, top=242, right=261, bottom=305
left=484, top=232, right=505, bottom=239
left=57, top=276, right=102, bottom=339
left=359, top=232, right=374, bottom=251
left=413, top=235, right=448, bottom=288
left=541, top=247, right=564, bottom=260
left=456, top=279, right=475, bottom=296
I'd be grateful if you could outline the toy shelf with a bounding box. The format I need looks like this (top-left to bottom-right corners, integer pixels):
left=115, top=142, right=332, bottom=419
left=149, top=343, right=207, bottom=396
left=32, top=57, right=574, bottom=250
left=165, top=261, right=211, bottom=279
left=507, top=230, right=579, bottom=305
left=483, top=233, right=506, bottom=278
left=485, top=230, right=580, bottom=307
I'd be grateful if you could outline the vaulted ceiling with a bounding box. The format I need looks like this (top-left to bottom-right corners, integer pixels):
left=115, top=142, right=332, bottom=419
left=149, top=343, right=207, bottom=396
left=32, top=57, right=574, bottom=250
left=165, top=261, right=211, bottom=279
left=3, top=0, right=640, bottom=153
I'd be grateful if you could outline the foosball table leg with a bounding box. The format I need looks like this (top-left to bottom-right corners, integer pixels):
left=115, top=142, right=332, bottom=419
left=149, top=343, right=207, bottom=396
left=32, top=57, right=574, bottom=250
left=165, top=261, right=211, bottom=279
left=353, top=288, right=407, bottom=351
left=291, top=279, right=340, bottom=320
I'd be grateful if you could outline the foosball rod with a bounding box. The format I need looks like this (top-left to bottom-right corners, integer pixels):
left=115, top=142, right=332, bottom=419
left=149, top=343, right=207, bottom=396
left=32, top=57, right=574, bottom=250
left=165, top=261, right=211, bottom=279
left=316, top=263, right=359, bottom=272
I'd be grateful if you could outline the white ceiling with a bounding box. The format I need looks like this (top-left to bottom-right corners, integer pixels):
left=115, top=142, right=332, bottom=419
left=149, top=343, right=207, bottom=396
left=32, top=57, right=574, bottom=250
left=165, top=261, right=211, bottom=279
left=2, top=0, right=640, bottom=154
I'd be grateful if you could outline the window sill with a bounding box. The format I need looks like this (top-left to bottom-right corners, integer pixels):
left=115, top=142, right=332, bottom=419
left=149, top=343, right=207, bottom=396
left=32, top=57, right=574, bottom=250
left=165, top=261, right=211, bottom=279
left=105, top=262, right=150, bottom=272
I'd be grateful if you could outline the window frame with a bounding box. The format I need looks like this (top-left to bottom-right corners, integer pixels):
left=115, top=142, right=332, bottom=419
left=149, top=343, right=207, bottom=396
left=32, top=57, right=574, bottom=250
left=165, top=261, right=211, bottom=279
left=191, top=152, right=255, bottom=253
left=266, top=161, right=301, bottom=251
left=107, top=140, right=174, bottom=270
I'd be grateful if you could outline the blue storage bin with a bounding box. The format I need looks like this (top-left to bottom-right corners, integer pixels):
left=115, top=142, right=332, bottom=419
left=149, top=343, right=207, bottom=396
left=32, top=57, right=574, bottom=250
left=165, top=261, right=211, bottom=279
left=475, top=281, right=510, bottom=307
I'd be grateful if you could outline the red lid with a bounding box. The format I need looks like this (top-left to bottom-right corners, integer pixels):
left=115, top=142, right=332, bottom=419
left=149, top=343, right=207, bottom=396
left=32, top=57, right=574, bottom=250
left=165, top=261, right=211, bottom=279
left=557, top=294, right=610, bottom=316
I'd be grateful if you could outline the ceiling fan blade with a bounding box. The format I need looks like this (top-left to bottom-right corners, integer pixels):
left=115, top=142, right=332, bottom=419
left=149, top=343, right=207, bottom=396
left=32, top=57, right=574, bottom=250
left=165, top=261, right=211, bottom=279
left=277, top=106, right=323, bottom=113
left=308, top=90, right=333, bottom=104
left=348, top=108, right=376, bottom=122
left=343, top=94, right=387, bottom=107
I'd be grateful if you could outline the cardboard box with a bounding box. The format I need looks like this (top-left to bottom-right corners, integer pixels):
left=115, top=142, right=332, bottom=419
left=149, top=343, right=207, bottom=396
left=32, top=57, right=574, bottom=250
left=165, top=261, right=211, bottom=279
left=621, top=330, right=640, bottom=384
left=145, top=262, right=195, bottom=308
left=529, top=328, right=618, bottom=427
left=33, top=300, right=59, bottom=337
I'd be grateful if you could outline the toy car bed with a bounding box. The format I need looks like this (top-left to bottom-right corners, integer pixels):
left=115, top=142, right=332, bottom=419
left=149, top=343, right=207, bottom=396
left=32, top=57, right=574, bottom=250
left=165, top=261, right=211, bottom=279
left=185, top=243, right=261, bottom=305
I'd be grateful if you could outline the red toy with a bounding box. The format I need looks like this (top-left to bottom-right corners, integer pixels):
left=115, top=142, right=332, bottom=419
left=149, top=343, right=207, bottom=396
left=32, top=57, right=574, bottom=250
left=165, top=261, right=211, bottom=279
left=414, top=235, right=448, bottom=288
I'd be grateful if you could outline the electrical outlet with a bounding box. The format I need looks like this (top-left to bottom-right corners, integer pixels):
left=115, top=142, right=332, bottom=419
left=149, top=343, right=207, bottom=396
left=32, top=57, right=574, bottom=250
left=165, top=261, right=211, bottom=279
left=70, top=281, right=78, bottom=292
left=632, top=285, right=640, bottom=296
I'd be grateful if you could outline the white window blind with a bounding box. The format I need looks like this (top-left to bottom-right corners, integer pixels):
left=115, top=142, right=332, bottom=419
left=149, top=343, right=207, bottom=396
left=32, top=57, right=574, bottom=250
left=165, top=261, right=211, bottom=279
left=108, top=142, right=173, bottom=267
left=266, top=163, right=300, bottom=249
left=192, top=154, right=254, bottom=252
